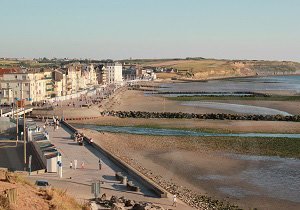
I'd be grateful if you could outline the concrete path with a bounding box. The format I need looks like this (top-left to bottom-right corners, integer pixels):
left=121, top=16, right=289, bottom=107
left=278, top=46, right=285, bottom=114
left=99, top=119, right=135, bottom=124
left=27, top=122, right=193, bottom=210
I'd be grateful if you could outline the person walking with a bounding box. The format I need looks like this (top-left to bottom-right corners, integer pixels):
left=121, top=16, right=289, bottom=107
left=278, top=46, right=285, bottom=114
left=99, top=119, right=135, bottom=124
left=81, top=161, right=85, bottom=169
left=98, top=159, right=102, bottom=170
left=173, top=194, right=177, bottom=207
left=74, top=159, right=77, bottom=170
left=70, top=161, right=73, bottom=169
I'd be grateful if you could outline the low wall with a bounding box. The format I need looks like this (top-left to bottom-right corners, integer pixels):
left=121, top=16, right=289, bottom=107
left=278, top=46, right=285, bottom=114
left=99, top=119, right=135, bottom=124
left=61, top=121, right=168, bottom=198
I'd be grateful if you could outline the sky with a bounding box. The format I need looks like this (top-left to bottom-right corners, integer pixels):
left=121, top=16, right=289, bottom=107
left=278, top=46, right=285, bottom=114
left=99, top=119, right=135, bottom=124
left=0, top=0, right=300, bottom=61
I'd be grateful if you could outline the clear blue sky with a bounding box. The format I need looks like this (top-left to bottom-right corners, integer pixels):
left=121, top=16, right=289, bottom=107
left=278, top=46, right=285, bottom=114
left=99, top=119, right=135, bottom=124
left=0, top=0, right=299, bottom=61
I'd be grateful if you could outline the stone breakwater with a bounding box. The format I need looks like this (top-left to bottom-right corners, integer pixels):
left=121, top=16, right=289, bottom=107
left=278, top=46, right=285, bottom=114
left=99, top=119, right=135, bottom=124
left=147, top=91, right=270, bottom=97
left=101, top=111, right=300, bottom=122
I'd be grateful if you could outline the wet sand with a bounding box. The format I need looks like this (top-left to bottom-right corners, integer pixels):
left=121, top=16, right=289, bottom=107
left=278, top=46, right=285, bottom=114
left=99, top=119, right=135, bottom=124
left=78, top=129, right=300, bottom=210
left=107, top=89, right=300, bottom=115
left=70, top=86, right=300, bottom=209
left=75, top=116, right=300, bottom=134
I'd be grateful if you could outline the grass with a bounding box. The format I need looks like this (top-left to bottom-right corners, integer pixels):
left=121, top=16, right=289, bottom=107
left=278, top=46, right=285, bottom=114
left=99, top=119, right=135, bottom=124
left=195, top=136, right=300, bottom=158
left=74, top=122, right=300, bottom=158
left=168, top=95, right=300, bottom=101
left=132, top=124, right=229, bottom=134
left=0, top=60, right=20, bottom=65
left=41, top=188, right=83, bottom=210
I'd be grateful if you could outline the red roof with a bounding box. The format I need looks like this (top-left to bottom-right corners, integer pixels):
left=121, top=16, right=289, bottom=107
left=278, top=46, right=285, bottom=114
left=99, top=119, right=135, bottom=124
left=0, top=68, right=20, bottom=77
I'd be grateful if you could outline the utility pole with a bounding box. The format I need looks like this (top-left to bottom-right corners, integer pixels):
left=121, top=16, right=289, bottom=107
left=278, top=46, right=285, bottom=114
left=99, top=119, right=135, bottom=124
left=16, top=102, right=19, bottom=143
left=23, top=102, right=26, bottom=165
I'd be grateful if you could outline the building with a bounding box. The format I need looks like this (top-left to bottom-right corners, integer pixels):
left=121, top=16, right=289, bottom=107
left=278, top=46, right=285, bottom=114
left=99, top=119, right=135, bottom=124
left=81, top=64, right=98, bottom=89
left=105, top=62, right=123, bottom=84
left=65, top=63, right=82, bottom=94
left=95, top=64, right=107, bottom=85
left=0, top=71, right=49, bottom=104
left=0, top=62, right=101, bottom=105
left=122, top=66, right=138, bottom=81
left=52, top=70, right=67, bottom=97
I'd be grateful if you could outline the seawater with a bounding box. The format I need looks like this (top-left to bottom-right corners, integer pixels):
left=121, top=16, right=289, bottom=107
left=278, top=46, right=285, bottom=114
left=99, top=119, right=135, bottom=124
left=74, top=124, right=300, bottom=138
left=210, top=154, right=300, bottom=203
left=160, top=75, right=300, bottom=93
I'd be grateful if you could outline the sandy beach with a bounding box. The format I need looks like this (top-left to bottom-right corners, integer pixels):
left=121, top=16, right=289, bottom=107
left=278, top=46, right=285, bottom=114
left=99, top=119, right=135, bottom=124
left=106, top=89, right=300, bottom=115
left=76, top=129, right=300, bottom=210
left=69, top=84, right=300, bottom=210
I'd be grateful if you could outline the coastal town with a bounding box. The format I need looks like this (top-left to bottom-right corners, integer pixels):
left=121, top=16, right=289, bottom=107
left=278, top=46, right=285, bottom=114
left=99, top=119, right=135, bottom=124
left=0, top=57, right=299, bottom=210
left=1, top=1, right=300, bottom=210
left=0, top=60, right=158, bottom=107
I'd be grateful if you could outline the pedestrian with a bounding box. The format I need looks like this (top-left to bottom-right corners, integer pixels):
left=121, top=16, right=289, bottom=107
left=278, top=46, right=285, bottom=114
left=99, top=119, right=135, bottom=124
left=74, top=159, right=77, bottom=170
left=173, top=194, right=177, bottom=207
left=70, top=161, right=73, bottom=169
left=98, top=159, right=102, bottom=170
left=81, top=161, right=85, bottom=169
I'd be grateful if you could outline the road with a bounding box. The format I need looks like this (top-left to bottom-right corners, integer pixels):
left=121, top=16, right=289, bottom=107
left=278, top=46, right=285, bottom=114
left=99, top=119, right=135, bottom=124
left=27, top=121, right=193, bottom=209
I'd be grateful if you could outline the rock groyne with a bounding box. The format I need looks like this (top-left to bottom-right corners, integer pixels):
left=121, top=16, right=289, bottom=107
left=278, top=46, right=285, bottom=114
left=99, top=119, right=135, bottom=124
left=101, top=111, right=300, bottom=122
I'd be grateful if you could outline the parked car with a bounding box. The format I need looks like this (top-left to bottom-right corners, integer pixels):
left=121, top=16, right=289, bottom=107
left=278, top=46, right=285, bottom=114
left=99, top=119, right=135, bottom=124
left=35, top=180, right=51, bottom=189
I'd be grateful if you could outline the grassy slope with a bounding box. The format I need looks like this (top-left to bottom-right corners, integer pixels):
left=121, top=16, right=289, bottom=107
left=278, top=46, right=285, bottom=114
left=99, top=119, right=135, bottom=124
left=122, top=58, right=300, bottom=80
left=0, top=170, right=84, bottom=210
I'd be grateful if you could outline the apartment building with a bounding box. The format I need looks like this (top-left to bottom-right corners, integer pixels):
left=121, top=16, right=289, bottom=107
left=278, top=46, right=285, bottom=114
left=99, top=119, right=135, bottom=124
left=95, top=64, right=107, bottom=85
left=65, top=63, right=82, bottom=95
left=0, top=71, right=49, bottom=104
left=105, top=62, right=123, bottom=84
left=0, top=62, right=100, bottom=104
left=81, top=64, right=98, bottom=89
left=52, top=70, right=67, bottom=97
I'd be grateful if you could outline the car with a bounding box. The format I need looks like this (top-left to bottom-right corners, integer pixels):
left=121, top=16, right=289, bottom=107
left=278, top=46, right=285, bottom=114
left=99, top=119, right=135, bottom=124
left=35, top=180, right=51, bottom=189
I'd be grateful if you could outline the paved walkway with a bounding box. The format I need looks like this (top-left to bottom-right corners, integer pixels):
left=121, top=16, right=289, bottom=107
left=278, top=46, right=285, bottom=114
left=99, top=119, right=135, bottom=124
left=27, top=122, right=193, bottom=210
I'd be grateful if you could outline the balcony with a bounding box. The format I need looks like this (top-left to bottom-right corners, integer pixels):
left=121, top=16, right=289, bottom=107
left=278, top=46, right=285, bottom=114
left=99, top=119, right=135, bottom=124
left=46, top=88, right=54, bottom=92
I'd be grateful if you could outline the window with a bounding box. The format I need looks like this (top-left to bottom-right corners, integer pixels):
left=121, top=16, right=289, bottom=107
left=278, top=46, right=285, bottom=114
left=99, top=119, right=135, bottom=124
left=22, top=75, right=26, bottom=80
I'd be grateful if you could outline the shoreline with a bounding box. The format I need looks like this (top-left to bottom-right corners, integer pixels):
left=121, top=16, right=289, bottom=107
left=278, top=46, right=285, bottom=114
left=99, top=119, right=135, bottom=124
left=73, top=116, right=300, bottom=134
left=77, top=129, right=300, bottom=210
left=161, top=73, right=300, bottom=83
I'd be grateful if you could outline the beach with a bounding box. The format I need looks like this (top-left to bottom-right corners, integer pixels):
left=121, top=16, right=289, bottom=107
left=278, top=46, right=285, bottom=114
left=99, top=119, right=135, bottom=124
left=70, top=81, right=300, bottom=210
left=76, top=129, right=300, bottom=210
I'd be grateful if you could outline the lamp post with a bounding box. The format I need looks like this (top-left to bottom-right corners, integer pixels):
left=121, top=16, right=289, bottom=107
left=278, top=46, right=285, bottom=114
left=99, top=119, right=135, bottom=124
left=18, top=83, right=27, bottom=167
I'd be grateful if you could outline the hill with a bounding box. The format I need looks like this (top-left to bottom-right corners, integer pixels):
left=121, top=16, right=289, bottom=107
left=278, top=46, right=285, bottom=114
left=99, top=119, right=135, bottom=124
left=0, top=170, right=86, bottom=210
left=121, top=58, right=300, bottom=80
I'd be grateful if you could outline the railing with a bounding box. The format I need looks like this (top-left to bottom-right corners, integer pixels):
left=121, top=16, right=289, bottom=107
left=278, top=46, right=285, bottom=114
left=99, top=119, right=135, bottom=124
left=1, top=108, right=33, bottom=117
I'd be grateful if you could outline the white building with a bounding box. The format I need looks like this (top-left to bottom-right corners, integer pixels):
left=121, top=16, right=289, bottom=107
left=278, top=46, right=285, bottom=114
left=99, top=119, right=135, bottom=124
left=65, top=63, right=82, bottom=94
left=105, top=62, right=123, bottom=84
left=0, top=72, right=49, bottom=104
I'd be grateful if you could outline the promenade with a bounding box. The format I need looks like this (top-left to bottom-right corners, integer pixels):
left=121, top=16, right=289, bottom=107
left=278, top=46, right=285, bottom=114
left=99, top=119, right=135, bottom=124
left=27, top=121, right=193, bottom=209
